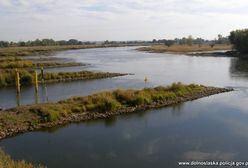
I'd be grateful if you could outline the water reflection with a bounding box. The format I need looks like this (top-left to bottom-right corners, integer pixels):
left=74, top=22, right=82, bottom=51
left=1, top=47, right=244, bottom=108
left=2, top=47, right=248, bottom=167
left=2, top=92, right=248, bottom=168
left=16, top=93, right=20, bottom=107
left=230, top=58, right=248, bottom=77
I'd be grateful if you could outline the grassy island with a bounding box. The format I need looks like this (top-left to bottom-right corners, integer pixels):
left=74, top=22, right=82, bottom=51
left=0, top=149, right=44, bottom=168
left=0, top=69, right=127, bottom=87
left=0, top=83, right=232, bottom=139
left=0, top=59, right=83, bottom=69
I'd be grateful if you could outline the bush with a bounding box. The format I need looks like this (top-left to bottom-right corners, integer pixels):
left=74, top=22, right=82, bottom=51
left=20, top=71, right=33, bottom=85
left=29, top=104, right=67, bottom=122
left=229, top=29, right=248, bottom=54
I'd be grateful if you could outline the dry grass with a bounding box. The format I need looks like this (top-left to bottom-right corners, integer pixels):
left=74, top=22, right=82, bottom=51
left=138, top=44, right=232, bottom=53
left=0, top=149, right=45, bottom=168
left=0, top=69, right=126, bottom=87
left=0, top=44, right=118, bottom=57
left=1, top=83, right=204, bottom=123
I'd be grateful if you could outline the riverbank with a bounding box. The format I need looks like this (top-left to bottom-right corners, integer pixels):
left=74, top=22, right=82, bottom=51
left=0, top=44, right=142, bottom=57
left=137, top=44, right=232, bottom=54
left=0, top=45, right=108, bottom=57
left=0, top=69, right=128, bottom=87
left=0, top=149, right=45, bottom=168
left=0, top=83, right=233, bottom=140
left=0, top=48, right=130, bottom=87
left=0, top=59, right=84, bottom=69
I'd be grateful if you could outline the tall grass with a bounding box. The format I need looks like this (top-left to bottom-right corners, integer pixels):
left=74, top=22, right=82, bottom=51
left=0, top=149, right=45, bottom=168
left=0, top=45, right=106, bottom=57
left=26, top=83, right=204, bottom=122
left=0, top=60, right=82, bottom=69
left=0, top=69, right=125, bottom=87
left=138, top=44, right=232, bottom=53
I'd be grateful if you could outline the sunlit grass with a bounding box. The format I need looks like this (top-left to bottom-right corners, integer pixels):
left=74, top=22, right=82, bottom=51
left=0, top=149, right=45, bottom=168
left=138, top=44, right=232, bottom=53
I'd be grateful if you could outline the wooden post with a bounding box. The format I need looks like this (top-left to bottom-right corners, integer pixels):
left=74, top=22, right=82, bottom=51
left=15, top=69, right=20, bottom=93
left=34, top=71, right=38, bottom=92
left=40, top=67, right=44, bottom=83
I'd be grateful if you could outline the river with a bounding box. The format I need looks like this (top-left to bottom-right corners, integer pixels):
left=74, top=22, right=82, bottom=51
left=1, top=47, right=248, bottom=167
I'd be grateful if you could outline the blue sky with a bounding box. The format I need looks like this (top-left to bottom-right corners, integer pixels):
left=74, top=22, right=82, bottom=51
left=1, top=0, right=248, bottom=41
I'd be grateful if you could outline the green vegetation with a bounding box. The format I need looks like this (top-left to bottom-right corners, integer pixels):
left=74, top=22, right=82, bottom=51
left=229, top=29, right=248, bottom=54
left=0, top=39, right=95, bottom=48
left=0, top=149, right=45, bottom=168
left=0, top=69, right=126, bottom=87
left=41, top=71, right=126, bottom=82
left=4, top=83, right=204, bottom=123
left=0, top=83, right=232, bottom=140
left=138, top=44, right=231, bottom=53
left=0, top=59, right=82, bottom=69
left=0, top=46, right=127, bottom=87
left=0, top=69, right=33, bottom=87
left=152, top=34, right=230, bottom=46
left=0, top=45, right=104, bottom=57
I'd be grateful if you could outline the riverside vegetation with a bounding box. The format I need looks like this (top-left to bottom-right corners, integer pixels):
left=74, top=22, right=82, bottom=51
left=137, top=44, right=231, bottom=54
left=0, top=83, right=232, bottom=139
left=0, top=45, right=108, bottom=57
left=0, top=149, right=45, bottom=168
left=0, top=47, right=128, bottom=87
left=0, top=69, right=127, bottom=87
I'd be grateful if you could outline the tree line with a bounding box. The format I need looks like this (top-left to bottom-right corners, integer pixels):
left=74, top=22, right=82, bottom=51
left=152, top=35, right=230, bottom=47
left=0, top=39, right=96, bottom=48
left=229, top=29, right=248, bottom=54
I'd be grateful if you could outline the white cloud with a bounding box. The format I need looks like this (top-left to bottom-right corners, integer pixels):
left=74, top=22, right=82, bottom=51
left=1, top=0, right=248, bottom=41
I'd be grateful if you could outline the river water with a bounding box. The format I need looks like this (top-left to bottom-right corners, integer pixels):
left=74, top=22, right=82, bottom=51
left=1, top=47, right=248, bottom=167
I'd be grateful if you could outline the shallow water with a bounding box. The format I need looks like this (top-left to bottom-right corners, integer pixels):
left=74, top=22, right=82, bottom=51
left=1, top=47, right=248, bottom=167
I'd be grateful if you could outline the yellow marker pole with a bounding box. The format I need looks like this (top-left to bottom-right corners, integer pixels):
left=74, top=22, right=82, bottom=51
left=144, top=77, right=148, bottom=83
left=15, top=69, right=20, bottom=93
left=34, top=71, right=38, bottom=92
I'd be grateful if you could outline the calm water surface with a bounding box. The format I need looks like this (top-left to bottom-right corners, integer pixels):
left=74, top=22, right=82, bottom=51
left=1, top=47, right=248, bottom=167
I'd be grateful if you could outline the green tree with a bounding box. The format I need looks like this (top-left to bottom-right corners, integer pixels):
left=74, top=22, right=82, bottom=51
left=164, top=40, right=174, bottom=47
left=186, top=35, right=193, bottom=46
left=229, top=29, right=248, bottom=54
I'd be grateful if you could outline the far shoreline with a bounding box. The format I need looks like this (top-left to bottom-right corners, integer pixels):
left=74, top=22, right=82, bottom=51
left=136, top=44, right=237, bottom=57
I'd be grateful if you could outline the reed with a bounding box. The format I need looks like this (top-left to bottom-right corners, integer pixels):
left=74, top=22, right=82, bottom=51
left=137, top=44, right=232, bottom=53
left=0, top=149, right=45, bottom=168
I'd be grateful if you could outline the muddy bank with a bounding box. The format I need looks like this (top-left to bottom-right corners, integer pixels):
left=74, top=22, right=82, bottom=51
left=0, top=84, right=233, bottom=140
left=137, top=44, right=232, bottom=54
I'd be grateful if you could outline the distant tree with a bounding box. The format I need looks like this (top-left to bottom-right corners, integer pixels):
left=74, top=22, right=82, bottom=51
left=57, top=40, right=67, bottom=45
left=0, top=41, right=9, bottom=48
left=152, top=39, right=157, bottom=43
left=216, top=34, right=230, bottom=44
left=229, top=29, right=248, bottom=54
left=41, top=39, right=56, bottom=46
left=67, top=39, right=79, bottom=45
left=210, top=43, right=215, bottom=48
left=164, top=40, right=174, bottom=47
left=195, top=38, right=204, bottom=47
left=186, top=35, right=193, bottom=46
left=18, top=41, right=26, bottom=47
left=33, top=39, right=42, bottom=46
left=179, top=37, right=187, bottom=45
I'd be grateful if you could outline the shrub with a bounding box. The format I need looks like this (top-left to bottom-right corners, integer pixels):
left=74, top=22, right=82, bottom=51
left=20, top=71, right=33, bottom=85
left=229, top=29, right=248, bottom=54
